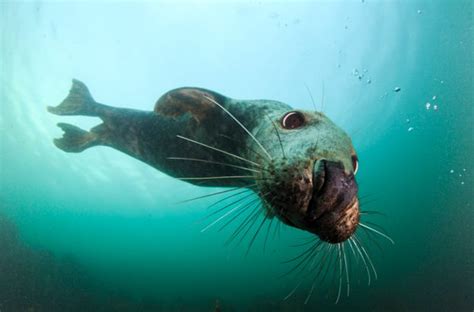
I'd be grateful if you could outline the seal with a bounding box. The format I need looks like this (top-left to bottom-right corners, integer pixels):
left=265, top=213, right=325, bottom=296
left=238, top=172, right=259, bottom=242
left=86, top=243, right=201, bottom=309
left=48, top=79, right=360, bottom=244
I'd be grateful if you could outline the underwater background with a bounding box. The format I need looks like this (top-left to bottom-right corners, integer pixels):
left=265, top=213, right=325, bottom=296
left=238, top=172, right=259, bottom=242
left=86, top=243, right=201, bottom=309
left=0, top=0, right=472, bottom=311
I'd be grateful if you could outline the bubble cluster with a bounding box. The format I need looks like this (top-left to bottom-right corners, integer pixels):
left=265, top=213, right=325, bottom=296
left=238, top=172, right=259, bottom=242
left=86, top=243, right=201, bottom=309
left=352, top=68, right=371, bottom=84
left=424, top=95, right=440, bottom=111
left=449, top=168, right=468, bottom=185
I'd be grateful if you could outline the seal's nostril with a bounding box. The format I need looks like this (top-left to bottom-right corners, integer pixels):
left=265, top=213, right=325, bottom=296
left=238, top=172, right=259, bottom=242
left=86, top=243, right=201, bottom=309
left=312, top=159, right=326, bottom=194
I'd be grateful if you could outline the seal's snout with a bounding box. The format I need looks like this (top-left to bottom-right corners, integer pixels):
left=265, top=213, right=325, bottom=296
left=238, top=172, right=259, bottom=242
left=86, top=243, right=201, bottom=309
left=307, top=159, right=360, bottom=243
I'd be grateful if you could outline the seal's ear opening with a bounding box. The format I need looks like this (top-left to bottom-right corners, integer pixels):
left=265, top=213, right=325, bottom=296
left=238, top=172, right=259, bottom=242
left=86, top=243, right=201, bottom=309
left=154, top=87, right=227, bottom=124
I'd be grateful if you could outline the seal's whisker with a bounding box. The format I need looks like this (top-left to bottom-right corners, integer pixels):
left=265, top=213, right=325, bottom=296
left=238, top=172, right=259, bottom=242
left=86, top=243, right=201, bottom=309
left=290, top=236, right=318, bottom=248
left=218, top=197, right=261, bottom=232
left=176, top=134, right=262, bottom=168
left=283, top=281, right=302, bottom=301
left=237, top=205, right=263, bottom=247
left=167, top=157, right=261, bottom=173
left=307, top=240, right=327, bottom=271
left=327, top=246, right=340, bottom=300
left=342, top=243, right=350, bottom=297
left=205, top=188, right=257, bottom=211
left=354, top=235, right=378, bottom=280
left=203, top=96, right=273, bottom=161
left=265, top=113, right=286, bottom=159
left=359, top=198, right=378, bottom=207
left=277, top=220, right=282, bottom=239
left=347, top=236, right=359, bottom=264
left=359, top=223, right=395, bottom=245
left=282, top=239, right=322, bottom=263
left=282, top=241, right=321, bottom=266
left=304, top=244, right=334, bottom=304
left=217, top=134, right=269, bottom=167
left=201, top=202, right=249, bottom=233
left=179, top=184, right=257, bottom=205
left=311, top=243, right=332, bottom=277
left=224, top=205, right=260, bottom=248
left=280, top=241, right=323, bottom=279
left=319, top=244, right=336, bottom=282
left=303, top=278, right=316, bottom=304
left=304, top=83, right=318, bottom=113
left=284, top=243, right=324, bottom=303
left=263, top=217, right=274, bottom=253
left=272, top=216, right=280, bottom=240
left=350, top=236, right=371, bottom=285
left=303, top=244, right=334, bottom=304
left=358, top=193, right=377, bottom=202
left=321, top=80, right=325, bottom=113
left=335, top=243, right=343, bottom=304
left=225, top=201, right=262, bottom=245
left=203, top=191, right=256, bottom=222
left=283, top=240, right=322, bottom=264
left=360, top=227, right=385, bottom=255
left=360, top=210, right=386, bottom=217
left=246, top=215, right=267, bottom=255
left=363, top=220, right=389, bottom=235
left=178, top=175, right=256, bottom=181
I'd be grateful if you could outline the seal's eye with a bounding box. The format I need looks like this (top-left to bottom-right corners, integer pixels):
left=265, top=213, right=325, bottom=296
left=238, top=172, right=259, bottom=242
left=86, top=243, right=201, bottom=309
left=281, top=111, right=305, bottom=129
left=352, top=155, right=359, bottom=175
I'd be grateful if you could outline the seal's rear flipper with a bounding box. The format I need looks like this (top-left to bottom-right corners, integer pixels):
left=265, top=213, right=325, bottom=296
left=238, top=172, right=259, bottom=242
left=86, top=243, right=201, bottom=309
left=54, top=123, right=101, bottom=153
left=47, top=79, right=100, bottom=117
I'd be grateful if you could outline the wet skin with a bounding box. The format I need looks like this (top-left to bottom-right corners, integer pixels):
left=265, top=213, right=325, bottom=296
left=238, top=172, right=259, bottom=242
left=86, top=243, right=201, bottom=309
left=48, top=80, right=360, bottom=243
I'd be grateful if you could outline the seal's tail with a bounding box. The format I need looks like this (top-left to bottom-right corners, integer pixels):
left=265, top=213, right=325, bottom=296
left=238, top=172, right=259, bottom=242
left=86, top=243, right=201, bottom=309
left=47, top=79, right=101, bottom=117
left=53, top=123, right=102, bottom=153
left=48, top=79, right=108, bottom=153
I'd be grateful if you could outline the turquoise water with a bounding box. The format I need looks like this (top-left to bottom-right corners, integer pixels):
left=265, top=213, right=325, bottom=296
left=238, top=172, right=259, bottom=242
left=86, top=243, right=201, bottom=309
left=1, top=1, right=472, bottom=311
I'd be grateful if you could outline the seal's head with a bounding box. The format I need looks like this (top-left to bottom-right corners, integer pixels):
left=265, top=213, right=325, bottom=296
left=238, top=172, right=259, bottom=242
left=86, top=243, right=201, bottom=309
left=150, top=88, right=359, bottom=243
left=258, top=110, right=359, bottom=244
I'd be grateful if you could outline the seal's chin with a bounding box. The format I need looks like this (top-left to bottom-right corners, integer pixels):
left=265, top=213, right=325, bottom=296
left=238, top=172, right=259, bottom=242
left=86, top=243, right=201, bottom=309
left=305, top=160, right=360, bottom=243
left=310, top=197, right=360, bottom=243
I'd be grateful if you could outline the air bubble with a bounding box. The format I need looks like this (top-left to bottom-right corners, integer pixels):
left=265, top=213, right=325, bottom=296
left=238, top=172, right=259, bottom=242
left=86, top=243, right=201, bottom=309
left=408, top=127, right=414, bottom=132
left=433, top=105, right=438, bottom=110
left=394, top=87, right=401, bottom=92
left=426, top=102, right=431, bottom=110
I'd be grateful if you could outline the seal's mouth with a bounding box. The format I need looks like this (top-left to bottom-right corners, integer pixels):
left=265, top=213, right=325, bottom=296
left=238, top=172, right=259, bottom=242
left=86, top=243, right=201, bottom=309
left=305, top=159, right=360, bottom=243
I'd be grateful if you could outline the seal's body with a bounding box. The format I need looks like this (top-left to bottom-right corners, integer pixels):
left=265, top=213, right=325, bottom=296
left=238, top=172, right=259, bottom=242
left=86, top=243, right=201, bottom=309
left=49, top=80, right=360, bottom=243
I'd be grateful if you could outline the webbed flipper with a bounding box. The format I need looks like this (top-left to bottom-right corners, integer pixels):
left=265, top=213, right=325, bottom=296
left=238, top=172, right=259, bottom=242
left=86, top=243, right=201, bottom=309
left=49, top=80, right=111, bottom=153
left=47, top=79, right=101, bottom=117
left=53, top=123, right=101, bottom=153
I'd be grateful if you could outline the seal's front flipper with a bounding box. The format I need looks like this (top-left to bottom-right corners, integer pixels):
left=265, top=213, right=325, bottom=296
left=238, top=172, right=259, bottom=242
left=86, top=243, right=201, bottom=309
left=54, top=122, right=101, bottom=153
left=47, top=79, right=101, bottom=117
